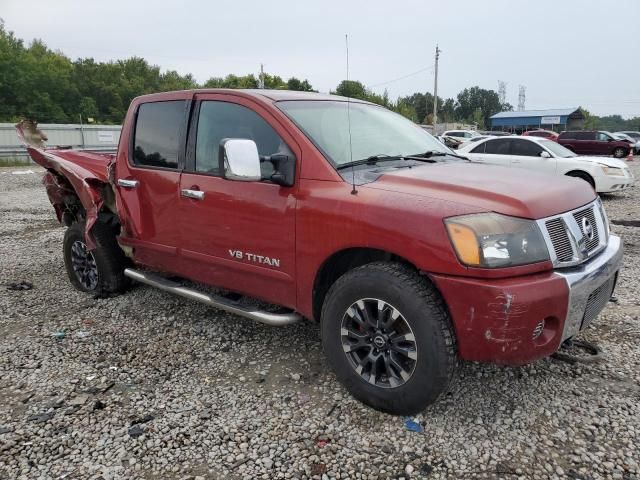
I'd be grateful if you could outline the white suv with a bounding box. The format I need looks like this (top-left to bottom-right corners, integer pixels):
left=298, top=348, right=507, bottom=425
left=457, top=135, right=634, bottom=193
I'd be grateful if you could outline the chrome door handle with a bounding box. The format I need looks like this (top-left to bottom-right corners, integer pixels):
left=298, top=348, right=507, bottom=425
left=117, top=179, right=139, bottom=189
left=181, top=189, right=205, bottom=200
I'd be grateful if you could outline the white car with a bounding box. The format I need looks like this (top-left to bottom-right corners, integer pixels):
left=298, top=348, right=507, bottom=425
left=442, top=129, right=480, bottom=140
left=458, top=135, right=494, bottom=149
left=457, top=136, right=635, bottom=193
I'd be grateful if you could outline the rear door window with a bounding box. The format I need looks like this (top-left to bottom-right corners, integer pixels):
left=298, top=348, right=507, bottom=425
left=511, top=139, right=544, bottom=156
left=470, top=142, right=486, bottom=153
left=483, top=138, right=511, bottom=154
left=132, top=101, right=186, bottom=169
left=575, top=131, right=593, bottom=140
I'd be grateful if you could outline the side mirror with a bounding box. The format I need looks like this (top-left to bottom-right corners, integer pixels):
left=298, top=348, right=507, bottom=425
left=219, top=139, right=261, bottom=182
left=607, top=138, right=613, bottom=142
left=540, top=151, right=551, bottom=158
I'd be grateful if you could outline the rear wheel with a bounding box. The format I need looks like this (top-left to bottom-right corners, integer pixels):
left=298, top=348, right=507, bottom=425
left=566, top=171, right=596, bottom=190
left=613, top=147, right=627, bottom=158
left=320, top=262, right=457, bottom=415
left=63, top=221, right=131, bottom=295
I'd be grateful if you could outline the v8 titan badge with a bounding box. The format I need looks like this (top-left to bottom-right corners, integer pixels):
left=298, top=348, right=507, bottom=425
left=229, top=250, right=281, bottom=267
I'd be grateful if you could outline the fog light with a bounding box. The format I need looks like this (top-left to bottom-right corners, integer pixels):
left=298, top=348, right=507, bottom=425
left=532, top=319, right=545, bottom=340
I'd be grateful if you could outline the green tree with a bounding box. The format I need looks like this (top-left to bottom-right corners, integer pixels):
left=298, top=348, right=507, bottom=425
left=393, top=100, right=418, bottom=122
left=334, top=80, right=368, bottom=99
left=456, top=86, right=502, bottom=127
left=286, top=77, right=315, bottom=91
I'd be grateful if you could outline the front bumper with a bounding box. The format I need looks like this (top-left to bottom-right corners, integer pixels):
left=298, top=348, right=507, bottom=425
left=555, top=235, right=622, bottom=341
left=597, top=172, right=635, bottom=193
left=430, top=235, right=623, bottom=365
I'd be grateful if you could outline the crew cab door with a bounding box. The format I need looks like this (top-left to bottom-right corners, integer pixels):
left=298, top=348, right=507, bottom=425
left=509, top=138, right=557, bottom=174
left=177, top=94, right=300, bottom=308
left=115, top=95, right=190, bottom=272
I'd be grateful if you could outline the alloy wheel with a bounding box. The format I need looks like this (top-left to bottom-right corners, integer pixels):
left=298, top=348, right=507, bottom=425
left=70, top=240, right=98, bottom=290
left=340, top=298, right=417, bottom=388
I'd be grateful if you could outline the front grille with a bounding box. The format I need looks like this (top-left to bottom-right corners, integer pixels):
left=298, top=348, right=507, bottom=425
left=540, top=201, right=608, bottom=267
left=573, top=207, right=600, bottom=253
left=545, top=218, right=573, bottom=262
left=582, top=276, right=615, bottom=329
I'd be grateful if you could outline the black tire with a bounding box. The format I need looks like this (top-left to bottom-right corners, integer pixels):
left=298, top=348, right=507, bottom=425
left=63, top=221, right=131, bottom=295
left=612, top=147, right=627, bottom=158
left=566, top=171, right=596, bottom=190
left=320, top=262, right=457, bottom=415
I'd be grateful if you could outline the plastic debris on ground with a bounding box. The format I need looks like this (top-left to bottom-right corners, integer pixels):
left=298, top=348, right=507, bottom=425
left=403, top=417, right=424, bottom=433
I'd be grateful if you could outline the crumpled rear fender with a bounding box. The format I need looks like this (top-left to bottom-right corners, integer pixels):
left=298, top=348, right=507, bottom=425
left=16, top=121, right=114, bottom=250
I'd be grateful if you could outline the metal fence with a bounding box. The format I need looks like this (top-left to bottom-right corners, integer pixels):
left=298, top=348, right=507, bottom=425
left=0, top=123, right=122, bottom=162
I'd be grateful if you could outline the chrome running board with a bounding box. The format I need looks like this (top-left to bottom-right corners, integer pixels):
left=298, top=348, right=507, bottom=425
left=124, top=268, right=302, bottom=326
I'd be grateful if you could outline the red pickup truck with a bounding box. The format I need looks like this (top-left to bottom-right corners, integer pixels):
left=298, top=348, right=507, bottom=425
left=18, top=89, right=623, bottom=414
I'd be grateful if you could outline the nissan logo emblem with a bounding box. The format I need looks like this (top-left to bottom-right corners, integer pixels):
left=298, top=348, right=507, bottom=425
left=581, top=217, right=594, bottom=241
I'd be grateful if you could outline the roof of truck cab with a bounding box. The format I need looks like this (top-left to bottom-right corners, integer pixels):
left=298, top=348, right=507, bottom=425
left=135, top=89, right=371, bottom=103
left=241, top=89, right=359, bottom=102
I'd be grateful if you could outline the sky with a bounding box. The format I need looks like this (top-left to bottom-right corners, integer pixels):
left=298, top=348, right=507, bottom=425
left=2, top=0, right=639, bottom=117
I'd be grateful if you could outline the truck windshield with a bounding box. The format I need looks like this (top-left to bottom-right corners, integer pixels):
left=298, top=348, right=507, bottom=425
left=277, top=100, right=451, bottom=167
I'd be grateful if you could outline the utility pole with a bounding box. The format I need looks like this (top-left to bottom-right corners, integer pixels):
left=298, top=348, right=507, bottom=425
left=259, top=64, right=265, bottom=89
left=432, top=45, right=440, bottom=127
left=79, top=114, right=85, bottom=148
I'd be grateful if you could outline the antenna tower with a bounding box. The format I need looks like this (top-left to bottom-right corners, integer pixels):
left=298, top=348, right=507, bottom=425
left=498, top=81, right=507, bottom=105
left=518, top=85, right=526, bottom=111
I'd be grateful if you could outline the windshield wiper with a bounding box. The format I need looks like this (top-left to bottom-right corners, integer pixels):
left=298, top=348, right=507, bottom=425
left=335, top=154, right=406, bottom=170
left=406, top=150, right=469, bottom=161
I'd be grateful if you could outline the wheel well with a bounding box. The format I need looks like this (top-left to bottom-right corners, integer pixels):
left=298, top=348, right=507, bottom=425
left=312, top=248, right=416, bottom=322
left=565, top=170, right=595, bottom=188
left=46, top=170, right=120, bottom=228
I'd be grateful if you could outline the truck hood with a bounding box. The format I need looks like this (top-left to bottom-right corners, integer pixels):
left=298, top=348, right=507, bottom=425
left=364, top=162, right=596, bottom=219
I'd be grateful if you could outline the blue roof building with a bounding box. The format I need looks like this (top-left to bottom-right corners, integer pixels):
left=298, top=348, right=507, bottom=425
left=489, top=108, right=585, bottom=132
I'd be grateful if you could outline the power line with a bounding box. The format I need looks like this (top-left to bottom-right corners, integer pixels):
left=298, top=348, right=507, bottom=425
left=369, top=65, right=434, bottom=88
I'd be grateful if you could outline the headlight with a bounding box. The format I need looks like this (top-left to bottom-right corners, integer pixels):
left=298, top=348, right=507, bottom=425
left=445, top=213, right=549, bottom=268
left=600, top=165, right=624, bottom=176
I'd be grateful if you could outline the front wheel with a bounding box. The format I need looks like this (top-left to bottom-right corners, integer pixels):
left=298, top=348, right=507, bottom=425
left=613, top=147, right=627, bottom=158
left=320, top=262, right=457, bottom=415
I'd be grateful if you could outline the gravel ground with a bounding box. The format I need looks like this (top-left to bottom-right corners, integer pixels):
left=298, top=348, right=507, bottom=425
left=0, top=163, right=639, bottom=480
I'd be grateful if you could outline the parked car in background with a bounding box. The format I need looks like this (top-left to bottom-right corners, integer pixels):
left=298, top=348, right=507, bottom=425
left=557, top=130, right=631, bottom=158
left=457, top=135, right=634, bottom=193
left=442, top=129, right=479, bottom=140
left=612, top=133, right=640, bottom=154
left=478, top=131, right=511, bottom=136
left=437, top=135, right=466, bottom=149
left=616, top=131, right=640, bottom=141
left=522, top=129, right=559, bottom=141
left=458, top=134, right=494, bottom=149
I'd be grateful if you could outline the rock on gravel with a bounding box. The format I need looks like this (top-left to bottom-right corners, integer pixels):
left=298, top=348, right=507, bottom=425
left=1, top=165, right=639, bottom=479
